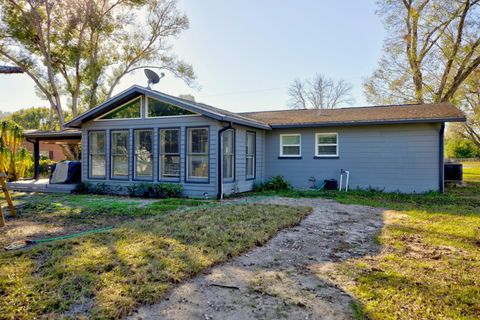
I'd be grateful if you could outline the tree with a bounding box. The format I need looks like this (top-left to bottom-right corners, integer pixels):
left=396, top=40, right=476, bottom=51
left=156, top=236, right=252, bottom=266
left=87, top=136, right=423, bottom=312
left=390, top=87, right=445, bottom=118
left=7, top=107, right=60, bottom=131
left=288, top=74, right=354, bottom=109
left=364, top=0, right=480, bottom=105
left=0, top=0, right=195, bottom=128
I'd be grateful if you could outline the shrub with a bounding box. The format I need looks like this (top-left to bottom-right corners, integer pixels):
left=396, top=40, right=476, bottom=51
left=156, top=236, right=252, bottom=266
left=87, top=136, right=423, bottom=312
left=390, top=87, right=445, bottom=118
left=74, top=182, right=115, bottom=195
left=254, top=175, right=292, bottom=191
left=153, top=183, right=183, bottom=198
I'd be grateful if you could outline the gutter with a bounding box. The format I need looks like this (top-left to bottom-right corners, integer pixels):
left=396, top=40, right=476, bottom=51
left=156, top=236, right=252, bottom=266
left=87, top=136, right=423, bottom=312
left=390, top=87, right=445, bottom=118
left=217, top=122, right=233, bottom=199
left=439, top=123, right=445, bottom=192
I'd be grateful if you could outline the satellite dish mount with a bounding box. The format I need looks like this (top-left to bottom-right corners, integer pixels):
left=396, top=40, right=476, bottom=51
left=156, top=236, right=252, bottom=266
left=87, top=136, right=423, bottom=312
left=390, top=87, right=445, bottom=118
left=144, top=69, right=165, bottom=89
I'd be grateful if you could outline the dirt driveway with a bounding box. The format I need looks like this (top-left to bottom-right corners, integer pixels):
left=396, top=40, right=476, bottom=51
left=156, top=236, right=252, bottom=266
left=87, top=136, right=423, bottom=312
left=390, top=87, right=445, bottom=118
left=129, top=197, right=384, bottom=320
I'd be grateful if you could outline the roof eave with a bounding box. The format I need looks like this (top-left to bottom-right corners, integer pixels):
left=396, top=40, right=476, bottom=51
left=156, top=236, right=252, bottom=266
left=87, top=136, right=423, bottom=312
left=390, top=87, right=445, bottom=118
left=268, top=117, right=466, bottom=128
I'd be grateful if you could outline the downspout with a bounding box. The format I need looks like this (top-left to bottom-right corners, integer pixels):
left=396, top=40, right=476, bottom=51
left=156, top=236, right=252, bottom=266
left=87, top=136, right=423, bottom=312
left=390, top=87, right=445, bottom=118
left=217, top=122, right=233, bottom=199
left=439, top=123, right=445, bottom=193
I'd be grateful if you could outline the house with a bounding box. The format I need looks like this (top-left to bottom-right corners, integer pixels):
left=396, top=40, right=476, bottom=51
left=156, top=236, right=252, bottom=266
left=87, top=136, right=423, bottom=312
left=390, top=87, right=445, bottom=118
left=62, top=85, right=464, bottom=198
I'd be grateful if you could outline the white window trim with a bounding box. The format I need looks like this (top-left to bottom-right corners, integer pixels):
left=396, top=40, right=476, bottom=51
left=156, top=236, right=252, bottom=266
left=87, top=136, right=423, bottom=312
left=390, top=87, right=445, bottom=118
left=145, top=96, right=201, bottom=119
left=246, top=131, right=256, bottom=179
left=315, top=133, right=339, bottom=157
left=94, top=96, right=142, bottom=121
left=279, top=133, right=302, bottom=157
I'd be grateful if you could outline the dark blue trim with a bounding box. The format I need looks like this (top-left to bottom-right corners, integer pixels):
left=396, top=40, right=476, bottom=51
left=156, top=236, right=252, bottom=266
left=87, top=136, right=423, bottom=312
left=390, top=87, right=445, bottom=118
left=87, top=130, right=106, bottom=180
left=313, top=156, right=339, bottom=159
left=278, top=156, right=302, bottom=160
left=217, top=123, right=232, bottom=198
left=246, top=130, right=256, bottom=181
left=185, top=126, right=211, bottom=184
left=109, top=129, right=130, bottom=180
left=132, top=128, right=154, bottom=182
left=270, top=117, right=466, bottom=129
left=439, top=123, right=445, bottom=192
left=158, top=127, right=181, bottom=182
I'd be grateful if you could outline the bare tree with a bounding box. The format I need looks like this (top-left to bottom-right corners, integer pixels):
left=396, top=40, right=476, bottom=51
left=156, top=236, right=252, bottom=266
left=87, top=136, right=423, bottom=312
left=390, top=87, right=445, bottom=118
left=288, top=74, right=354, bottom=109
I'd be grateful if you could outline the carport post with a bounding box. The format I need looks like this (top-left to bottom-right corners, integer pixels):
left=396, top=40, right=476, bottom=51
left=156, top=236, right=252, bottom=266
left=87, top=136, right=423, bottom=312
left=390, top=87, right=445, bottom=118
left=33, top=139, right=40, bottom=181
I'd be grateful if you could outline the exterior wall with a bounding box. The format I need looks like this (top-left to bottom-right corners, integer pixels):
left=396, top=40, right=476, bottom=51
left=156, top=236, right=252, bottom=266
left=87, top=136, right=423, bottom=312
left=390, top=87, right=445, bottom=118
left=24, top=141, right=66, bottom=162
left=80, top=96, right=266, bottom=198
left=82, top=114, right=221, bottom=198
left=265, top=123, right=441, bottom=193
left=222, top=125, right=265, bottom=195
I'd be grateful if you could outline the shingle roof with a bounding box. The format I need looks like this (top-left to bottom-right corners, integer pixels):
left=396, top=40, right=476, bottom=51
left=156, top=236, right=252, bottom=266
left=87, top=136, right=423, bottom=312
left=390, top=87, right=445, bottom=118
left=240, top=103, right=465, bottom=127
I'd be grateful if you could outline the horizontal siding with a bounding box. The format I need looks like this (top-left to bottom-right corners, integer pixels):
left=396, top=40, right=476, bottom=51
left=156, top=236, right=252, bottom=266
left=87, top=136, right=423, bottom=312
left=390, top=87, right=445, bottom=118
left=265, top=123, right=441, bottom=193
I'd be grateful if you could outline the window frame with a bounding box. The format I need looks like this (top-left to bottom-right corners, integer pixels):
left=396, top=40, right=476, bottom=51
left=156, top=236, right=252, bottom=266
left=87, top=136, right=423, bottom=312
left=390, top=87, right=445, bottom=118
left=110, top=130, right=130, bottom=180
left=95, top=97, right=142, bottom=121
left=133, top=128, right=154, bottom=181
left=145, top=96, right=200, bottom=119
left=315, top=132, right=339, bottom=158
left=88, top=130, right=106, bottom=179
left=246, top=131, right=256, bottom=180
left=185, top=126, right=210, bottom=184
left=222, top=128, right=235, bottom=183
left=279, top=133, right=302, bottom=157
left=159, top=127, right=181, bottom=182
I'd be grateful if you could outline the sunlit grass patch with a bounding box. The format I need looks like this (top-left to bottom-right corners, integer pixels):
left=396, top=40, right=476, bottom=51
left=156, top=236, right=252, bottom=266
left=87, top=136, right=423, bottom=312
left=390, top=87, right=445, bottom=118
left=0, top=203, right=311, bottom=319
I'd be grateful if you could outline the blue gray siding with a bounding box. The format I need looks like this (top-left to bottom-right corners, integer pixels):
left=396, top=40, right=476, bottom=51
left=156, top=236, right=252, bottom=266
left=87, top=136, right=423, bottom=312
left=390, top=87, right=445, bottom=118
left=80, top=96, right=265, bottom=197
left=222, top=125, right=265, bottom=195
left=265, top=123, right=441, bottom=193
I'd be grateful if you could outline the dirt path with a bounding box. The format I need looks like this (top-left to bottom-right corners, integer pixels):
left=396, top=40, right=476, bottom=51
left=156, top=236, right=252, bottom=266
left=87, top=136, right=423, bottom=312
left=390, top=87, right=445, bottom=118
left=129, top=197, right=384, bottom=320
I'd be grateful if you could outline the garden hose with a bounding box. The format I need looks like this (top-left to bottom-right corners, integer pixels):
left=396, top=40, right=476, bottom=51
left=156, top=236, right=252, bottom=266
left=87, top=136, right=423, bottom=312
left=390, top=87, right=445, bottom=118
left=4, top=226, right=113, bottom=251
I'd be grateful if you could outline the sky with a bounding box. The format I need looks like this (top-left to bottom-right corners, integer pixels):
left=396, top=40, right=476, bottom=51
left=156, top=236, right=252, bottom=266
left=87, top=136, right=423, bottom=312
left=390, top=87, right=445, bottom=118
left=0, top=0, right=386, bottom=114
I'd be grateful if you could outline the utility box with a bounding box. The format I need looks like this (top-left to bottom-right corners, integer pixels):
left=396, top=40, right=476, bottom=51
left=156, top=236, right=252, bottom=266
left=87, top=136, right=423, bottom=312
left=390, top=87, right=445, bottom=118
left=444, top=163, right=463, bottom=182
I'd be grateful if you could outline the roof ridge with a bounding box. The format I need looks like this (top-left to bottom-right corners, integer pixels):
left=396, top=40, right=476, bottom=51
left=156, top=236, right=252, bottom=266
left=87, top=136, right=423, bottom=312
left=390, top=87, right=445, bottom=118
left=240, top=102, right=451, bottom=114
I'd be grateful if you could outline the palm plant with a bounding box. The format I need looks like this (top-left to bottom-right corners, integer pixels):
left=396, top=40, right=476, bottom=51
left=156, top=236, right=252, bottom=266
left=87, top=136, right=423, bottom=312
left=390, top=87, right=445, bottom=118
left=0, top=120, right=30, bottom=180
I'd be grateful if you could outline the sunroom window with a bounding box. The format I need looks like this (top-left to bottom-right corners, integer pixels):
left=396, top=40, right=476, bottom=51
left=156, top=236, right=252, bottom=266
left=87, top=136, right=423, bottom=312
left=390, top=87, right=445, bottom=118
left=89, top=131, right=105, bottom=178
left=111, top=130, right=129, bottom=178
left=280, top=134, right=301, bottom=157
left=246, top=131, right=256, bottom=179
left=159, top=128, right=180, bottom=180
left=99, top=98, right=141, bottom=120
left=134, top=129, right=153, bottom=179
left=187, top=127, right=209, bottom=181
left=147, top=97, right=196, bottom=117
left=222, top=129, right=234, bottom=182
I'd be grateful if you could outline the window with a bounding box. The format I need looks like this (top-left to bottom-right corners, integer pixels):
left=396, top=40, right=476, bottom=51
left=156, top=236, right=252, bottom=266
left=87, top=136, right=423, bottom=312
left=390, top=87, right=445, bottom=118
left=222, top=129, right=234, bottom=182
left=280, top=134, right=301, bottom=157
left=99, top=98, right=141, bottom=120
left=187, top=127, right=209, bottom=181
left=134, top=129, right=153, bottom=179
left=159, top=128, right=180, bottom=180
left=147, top=97, right=196, bottom=117
left=315, top=133, right=338, bottom=157
left=246, top=131, right=256, bottom=179
left=89, top=131, right=105, bottom=178
left=111, top=130, right=129, bottom=178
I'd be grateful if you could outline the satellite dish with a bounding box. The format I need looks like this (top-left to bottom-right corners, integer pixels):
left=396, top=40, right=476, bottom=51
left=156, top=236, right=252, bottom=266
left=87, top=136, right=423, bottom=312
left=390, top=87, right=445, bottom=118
left=144, top=69, right=165, bottom=89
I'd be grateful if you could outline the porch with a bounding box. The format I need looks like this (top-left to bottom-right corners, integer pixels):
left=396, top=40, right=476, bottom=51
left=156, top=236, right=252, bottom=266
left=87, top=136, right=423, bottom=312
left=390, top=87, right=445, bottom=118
left=7, top=178, right=77, bottom=193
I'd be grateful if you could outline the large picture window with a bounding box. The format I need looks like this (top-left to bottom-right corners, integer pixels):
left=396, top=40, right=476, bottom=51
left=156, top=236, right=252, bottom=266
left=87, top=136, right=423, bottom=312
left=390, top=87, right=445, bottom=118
left=111, top=130, right=129, bottom=178
left=159, top=128, right=180, bottom=180
left=187, top=127, right=209, bottom=181
left=134, top=129, right=153, bottom=179
left=246, top=131, right=256, bottom=179
left=222, top=129, right=234, bottom=182
left=89, top=131, right=105, bottom=178
left=315, top=133, right=338, bottom=157
left=147, top=97, right=196, bottom=117
left=280, top=134, right=301, bottom=157
left=99, top=97, right=141, bottom=120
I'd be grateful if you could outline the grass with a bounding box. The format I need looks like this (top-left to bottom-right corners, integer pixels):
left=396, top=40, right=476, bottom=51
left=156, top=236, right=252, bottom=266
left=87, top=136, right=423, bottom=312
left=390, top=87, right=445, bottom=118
left=247, top=164, right=480, bottom=319
left=0, top=194, right=311, bottom=319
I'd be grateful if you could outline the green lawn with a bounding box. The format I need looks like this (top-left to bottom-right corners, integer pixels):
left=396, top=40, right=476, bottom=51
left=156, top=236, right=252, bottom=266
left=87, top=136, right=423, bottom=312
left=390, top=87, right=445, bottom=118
left=0, top=194, right=311, bottom=319
left=247, top=164, right=480, bottom=319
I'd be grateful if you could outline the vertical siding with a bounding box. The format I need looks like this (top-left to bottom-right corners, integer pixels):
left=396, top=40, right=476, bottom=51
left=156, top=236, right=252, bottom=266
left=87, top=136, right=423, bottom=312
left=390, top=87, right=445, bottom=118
left=265, top=123, right=441, bottom=193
